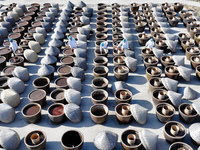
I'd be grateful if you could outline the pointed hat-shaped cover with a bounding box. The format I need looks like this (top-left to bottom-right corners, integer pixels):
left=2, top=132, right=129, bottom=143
left=124, top=49, right=135, bottom=57
left=67, top=77, right=82, bottom=92
left=125, top=57, right=137, bottom=72
left=172, top=56, right=184, bottom=66
left=192, top=103, right=200, bottom=115
left=0, top=103, right=15, bottom=123
left=64, top=103, right=82, bottom=122
left=70, top=67, right=85, bottom=81
left=76, top=1, right=86, bottom=8
left=64, top=89, right=81, bottom=106
left=166, top=40, right=177, bottom=53
left=74, top=48, right=87, bottom=58
left=152, top=47, right=163, bottom=59
left=74, top=57, right=87, bottom=70
left=167, top=90, right=182, bottom=108
left=66, top=1, right=74, bottom=8
left=165, top=34, right=176, bottom=41
left=45, top=46, right=60, bottom=56
left=38, top=64, right=54, bottom=76
left=130, top=104, right=148, bottom=124
left=48, top=38, right=63, bottom=47
left=189, top=123, right=200, bottom=144
left=111, top=81, right=129, bottom=94
left=41, top=54, right=57, bottom=65
left=139, top=129, right=158, bottom=150
left=51, top=30, right=64, bottom=40
left=54, top=25, right=67, bottom=33
left=94, top=131, right=118, bottom=150
left=183, top=87, right=196, bottom=100
left=161, top=78, right=178, bottom=92
left=177, top=66, right=192, bottom=82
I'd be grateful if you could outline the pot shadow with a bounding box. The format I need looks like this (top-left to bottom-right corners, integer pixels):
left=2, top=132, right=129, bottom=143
left=126, top=75, right=147, bottom=85
left=45, top=141, right=63, bottom=150
left=132, top=99, right=153, bottom=111
left=157, top=138, right=170, bottom=150
left=82, top=142, right=97, bottom=150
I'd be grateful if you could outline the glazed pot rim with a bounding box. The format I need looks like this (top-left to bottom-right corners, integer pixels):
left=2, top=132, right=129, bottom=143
left=21, top=103, right=41, bottom=117
left=115, top=103, right=132, bottom=117
left=24, top=130, right=46, bottom=148
left=186, top=47, right=200, bottom=54
left=28, top=89, right=46, bottom=101
left=33, top=76, right=50, bottom=88
left=146, top=66, right=162, bottom=75
left=90, top=103, right=109, bottom=118
left=47, top=103, right=65, bottom=117
left=148, top=77, right=164, bottom=88
left=156, top=103, right=175, bottom=117
left=61, top=130, right=84, bottom=149
left=93, top=56, right=108, bottom=64
left=57, top=65, right=72, bottom=75
left=50, top=88, right=65, bottom=101
left=190, top=55, right=200, bottom=62
left=165, top=65, right=180, bottom=75
left=178, top=103, right=198, bottom=117
left=144, top=56, right=159, bottom=65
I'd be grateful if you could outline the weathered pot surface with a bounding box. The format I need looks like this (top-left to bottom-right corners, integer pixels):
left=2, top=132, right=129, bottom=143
left=113, top=65, right=129, bottom=81
left=91, top=89, right=108, bottom=104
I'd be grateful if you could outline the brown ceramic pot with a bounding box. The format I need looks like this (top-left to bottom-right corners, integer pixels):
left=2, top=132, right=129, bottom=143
left=91, top=89, right=108, bottom=104
left=160, top=56, right=175, bottom=69
left=54, top=77, right=68, bottom=89
left=50, top=88, right=66, bottom=104
left=113, top=56, right=126, bottom=67
left=152, top=89, right=169, bottom=106
left=93, top=66, right=109, bottom=78
left=148, top=77, right=164, bottom=93
left=146, top=66, right=162, bottom=80
left=143, top=56, right=159, bottom=68
left=28, top=89, right=46, bottom=107
left=93, top=56, right=108, bottom=67
left=9, top=56, right=24, bottom=66
left=186, top=47, right=200, bottom=60
left=114, top=89, right=132, bottom=103
left=190, top=55, right=200, bottom=69
left=165, top=66, right=180, bottom=80
left=33, top=77, right=50, bottom=93
left=114, top=65, right=129, bottom=81
left=57, top=65, right=72, bottom=77
left=92, top=77, right=108, bottom=90
left=138, top=33, right=151, bottom=46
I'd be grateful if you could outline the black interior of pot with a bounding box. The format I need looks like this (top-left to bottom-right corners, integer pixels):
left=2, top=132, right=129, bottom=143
left=51, top=90, right=64, bottom=100
left=157, top=104, right=174, bottom=116
left=91, top=106, right=106, bottom=116
left=93, top=79, right=106, bottom=87
left=62, top=131, right=82, bottom=147
left=34, top=78, right=48, bottom=87
left=49, top=104, right=64, bottom=116
left=149, top=78, right=163, bottom=87
left=26, top=131, right=45, bottom=146
left=165, top=122, right=186, bottom=137
left=92, top=92, right=106, bottom=100
left=94, top=67, right=107, bottom=74
left=122, top=130, right=141, bottom=146
left=153, top=90, right=169, bottom=100
left=0, top=78, right=8, bottom=86
left=116, top=90, right=131, bottom=99
left=116, top=104, right=131, bottom=115
left=180, top=104, right=197, bottom=116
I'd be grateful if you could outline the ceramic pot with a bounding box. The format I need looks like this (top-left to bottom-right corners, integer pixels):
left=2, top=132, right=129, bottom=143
left=114, top=89, right=132, bottom=103
left=130, top=3, right=139, bottom=12
left=24, top=33, right=34, bottom=41
left=155, top=40, right=168, bottom=51
left=165, top=66, right=180, bottom=80
left=114, top=65, right=129, bottom=81
left=133, top=11, right=143, bottom=17
left=153, top=33, right=166, bottom=41
left=178, top=33, right=190, bottom=44
left=33, top=77, right=50, bottom=93
left=164, top=121, right=186, bottom=144
left=135, top=21, right=147, bottom=32
left=168, top=16, right=180, bottom=27
left=2, top=66, right=16, bottom=77
left=0, top=77, right=9, bottom=89
left=92, top=77, right=108, bottom=90
left=174, top=3, right=184, bottom=12
left=151, top=27, right=163, bottom=36
left=133, top=16, right=145, bottom=23
left=0, top=56, right=6, bottom=71
left=189, top=27, right=200, bottom=39
left=61, top=130, right=84, bottom=150
left=31, top=21, right=42, bottom=28
left=50, top=88, right=66, bottom=104
left=156, top=103, right=175, bottom=123
left=138, top=33, right=151, bottom=46
left=8, top=33, right=21, bottom=45
left=178, top=103, right=198, bottom=123
left=186, top=47, right=200, bottom=60
left=115, top=103, right=133, bottom=124
left=112, top=22, right=122, bottom=28
left=113, top=56, right=126, bottom=67
left=9, top=56, right=24, bottom=66
left=97, top=11, right=107, bottom=17
left=169, top=142, right=193, bottom=150
left=194, top=33, right=200, bottom=45
left=152, top=89, right=169, bottom=106
left=17, top=21, right=29, bottom=32
left=57, top=65, right=72, bottom=77
left=95, top=33, right=107, bottom=41
left=90, top=104, right=109, bottom=124
left=113, top=48, right=125, bottom=57
left=0, top=47, right=12, bottom=61
left=95, top=40, right=104, bottom=48
left=196, top=65, right=200, bottom=80
left=60, top=56, right=74, bottom=67
left=187, top=21, right=200, bottom=32
left=160, top=56, right=175, bottom=68
left=96, top=27, right=107, bottom=34
left=144, top=56, right=159, bottom=68
left=63, top=48, right=75, bottom=57
left=19, top=40, right=30, bottom=50
left=96, top=16, right=107, bottom=22
left=147, top=17, right=157, bottom=25
left=12, top=27, right=25, bottom=37
left=121, top=129, right=142, bottom=150
left=94, top=48, right=108, bottom=57
left=98, top=3, right=107, bottom=10
left=112, top=33, right=123, bottom=42
left=112, top=28, right=122, bottom=35
left=93, top=66, right=109, bottom=78
left=183, top=16, right=196, bottom=27
left=28, top=89, right=46, bottom=107
left=146, top=66, right=162, bottom=80
left=148, top=77, right=164, bottom=93
left=141, top=48, right=154, bottom=59
left=165, top=11, right=177, bottom=18
left=21, top=103, right=42, bottom=123
left=91, top=89, right=108, bottom=104
left=24, top=12, right=36, bottom=21
left=47, top=103, right=66, bottom=124
left=190, top=55, right=200, bottom=69
left=54, top=77, right=68, bottom=89
left=96, top=21, right=107, bottom=28
left=14, top=47, right=24, bottom=57
left=93, top=56, right=108, bottom=67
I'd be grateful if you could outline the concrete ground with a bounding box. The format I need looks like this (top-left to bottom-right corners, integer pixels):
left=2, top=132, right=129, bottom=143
left=0, top=1, right=200, bottom=150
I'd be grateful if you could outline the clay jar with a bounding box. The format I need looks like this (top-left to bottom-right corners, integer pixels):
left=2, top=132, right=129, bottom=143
left=152, top=89, right=169, bottom=106
left=114, top=89, right=132, bottom=103
left=94, top=48, right=108, bottom=57
left=90, top=104, right=109, bottom=124
left=97, top=11, right=107, bottom=17
left=93, top=56, right=108, bottom=67
left=189, top=27, right=200, bottom=39
left=96, top=16, right=107, bottom=22
left=9, top=56, right=24, bottom=66
left=57, top=65, right=72, bottom=77
left=2, top=66, right=16, bottom=77
left=96, top=21, right=107, bottom=28
left=144, top=56, right=159, bottom=68
left=113, top=48, right=125, bottom=57
left=156, top=103, right=175, bottom=123
left=47, top=103, right=66, bottom=124
left=155, top=40, right=168, bottom=51
left=153, top=33, right=166, bottom=42
left=17, top=21, right=29, bottom=32
left=95, top=40, right=104, bottom=48
left=164, top=121, right=186, bottom=144
left=146, top=66, right=162, bottom=80
left=96, top=27, right=107, bottom=34
left=138, top=33, right=151, bottom=46
left=92, top=77, right=108, bottom=90
left=187, top=21, right=200, bottom=32
left=12, top=27, right=25, bottom=37
left=115, top=103, right=133, bottom=124
left=21, top=103, right=42, bottom=123
left=114, top=65, right=129, bottom=81
left=168, top=16, right=180, bottom=27
left=151, top=27, right=163, bottom=36
left=0, top=47, right=12, bottom=61
left=0, top=56, right=6, bottom=71
left=148, top=77, right=164, bottom=93
left=113, top=56, right=126, bottom=67
left=186, top=47, right=200, bottom=60
left=178, top=103, right=198, bottom=123
left=61, top=130, right=84, bottom=150
left=112, top=28, right=122, bottom=35
left=112, top=33, right=123, bottom=42
left=165, top=66, right=180, bottom=80
left=95, top=33, right=107, bottom=41
left=21, top=15, right=33, bottom=25
left=63, top=48, right=75, bottom=57
left=178, top=33, right=190, bottom=44
left=91, top=89, right=108, bottom=104
left=190, top=55, right=200, bottom=69
left=24, top=33, right=34, bottom=41
left=169, top=142, right=193, bottom=150
left=50, top=88, right=66, bottom=104
left=93, top=66, right=109, bottom=78
left=121, top=129, right=142, bottom=150
left=130, top=3, right=139, bottom=12
left=19, top=40, right=30, bottom=50
left=141, top=48, right=154, bottom=59
left=14, top=47, right=24, bottom=57
left=196, top=65, right=200, bottom=80
left=133, top=15, right=145, bottom=23
left=0, top=77, right=9, bottom=89
left=54, top=77, right=68, bottom=89
left=8, top=33, right=21, bottom=45
left=194, top=33, right=200, bottom=45
left=33, top=77, right=50, bottom=93
left=174, top=2, right=184, bottom=12
left=60, top=56, right=74, bottom=67
left=165, top=11, right=177, bottom=18
left=28, top=89, right=46, bottom=107
left=160, top=56, right=175, bottom=68
left=135, top=21, right=147, bottom=32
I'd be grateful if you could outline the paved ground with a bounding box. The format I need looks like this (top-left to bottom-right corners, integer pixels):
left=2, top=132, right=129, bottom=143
left=0, top=1, right=200, bottom=150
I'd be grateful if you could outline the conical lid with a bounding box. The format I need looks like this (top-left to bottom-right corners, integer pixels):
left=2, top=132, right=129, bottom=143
left=192, top=103, right=200, bottom=115
left=66, top=1, right=74, bottom=8
left=124, top=49, right=135, bottom=57
left=161, top=78, right=178, bottom=92
left=64, top=103, right=82, bottom=122
left=80, top=16, right=90, bottom=25
left=94, top=131, right=118, bottom=150
left=125, top=57, right=137, bottom=72
left=12, top=66, right=30, bottom=82
left=166, top=40, right=177, bottom=53
left=60, top=13, right=70, bottom=21
left=54, top=25, right=67, bottom=34
left=77, top=34, right=87, bottom=42
left=167, top=90, right=182, bottom=108
left=63, top=5, right=73, bottom=12
left=76, top=1, right=86, bottom=7
left=139, top=130, right=158, bottom=150
left=64, top=89, right=81, bottom=105
left=38, top=64, right=55, bottom=76
left=7, top=77, right=25, bottom=94
left=111, top=81, right=129, bottom=94
left=172, top=55, right=184, bottom=66
left=1, top=89, right=20, bottom=108
left=24, top=49, right=38, bottom=63
left=56, top=19, right=69, bottom=27
left=77, top=40, right=87, bottom=49
left=71, top=67, right=85, bottom=81
left=74, top=48, right=87, bottom=58
left=0, top=103, right=15, bottom=123
left=48, top=38, right=63, bottom=47
left=177, top=66, right=192, bottom=82
left=45, top=46, right=60, bottom=56
left=123, top=33, right=133, bottom=41
left=165, top=34, right=176, bottom=41
left=67, top=77, right=82, bottom=92
left=74, top=57, right=87, bottom=70
left=189, top=123, right=200, bottom=144
left=152, top=47, right=163, bottom=59
left=51, top=31, right=64, bottom=40
left=41, top=54, right=57, bottom=65
left=183, top=87, right=196, bottom=100
left=130, top=104, right=148, bottom=124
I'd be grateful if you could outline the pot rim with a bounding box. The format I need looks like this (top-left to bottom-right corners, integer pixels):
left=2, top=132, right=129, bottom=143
left=33, top=76, right=50, bottom=89
left=92, top=77, right=108, bottom=89
left=156, top=103, right=175, bottom=117
left=28, top=89, right=46, bottom=102
left=21, top=103, right=41, bottom=117
left=115, top=103, right=132, bottom=117
left=90, top=103, right=109, bottom=118
left=47, top=103, right=65, bottom=117
left=169, top=142, right=193, bottom=150
left=178, top=103, right=198, bottom=117
left=91, top=89, right=108, bottom=102
left=50, top=88, right=66, bottom=102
